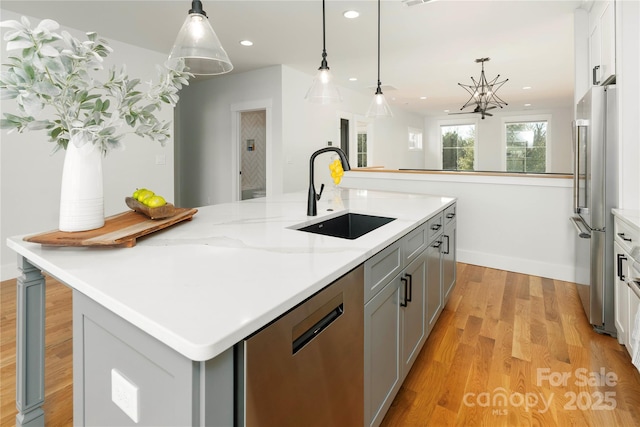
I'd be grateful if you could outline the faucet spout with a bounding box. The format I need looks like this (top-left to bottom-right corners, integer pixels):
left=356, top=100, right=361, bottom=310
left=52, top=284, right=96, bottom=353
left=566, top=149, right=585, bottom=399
left=307, top=147, right=351, bottom=216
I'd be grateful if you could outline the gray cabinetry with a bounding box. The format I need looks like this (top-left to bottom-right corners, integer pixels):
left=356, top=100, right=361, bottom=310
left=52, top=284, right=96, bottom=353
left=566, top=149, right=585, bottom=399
left=443, top=206, right=457, bottom=304
left=364, top=202, right=457, bottom=427
left=364, top=275, right=402, bottom=427
left=73, top=292, right=234, bottom=426
left=426, top=238, right=443, bottom=334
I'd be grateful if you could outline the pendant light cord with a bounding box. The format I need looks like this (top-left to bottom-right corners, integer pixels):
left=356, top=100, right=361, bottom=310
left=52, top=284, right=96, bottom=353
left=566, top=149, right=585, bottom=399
left=320, top=0, right=328, bottom=69
left=376, top=0, right=382, bottom=93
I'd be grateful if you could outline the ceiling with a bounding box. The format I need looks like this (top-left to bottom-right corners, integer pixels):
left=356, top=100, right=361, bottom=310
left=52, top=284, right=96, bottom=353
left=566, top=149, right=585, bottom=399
left=1, top=0, right=583, bottom=116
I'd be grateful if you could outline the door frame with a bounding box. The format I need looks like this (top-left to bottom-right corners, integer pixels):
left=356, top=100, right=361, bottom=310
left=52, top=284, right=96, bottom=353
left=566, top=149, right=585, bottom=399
left=231, top=99, right=272, bottom=201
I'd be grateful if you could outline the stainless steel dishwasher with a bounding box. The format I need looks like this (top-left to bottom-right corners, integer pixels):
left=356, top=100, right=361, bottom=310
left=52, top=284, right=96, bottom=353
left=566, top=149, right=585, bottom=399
left=237, top=265, right=364, bottom=427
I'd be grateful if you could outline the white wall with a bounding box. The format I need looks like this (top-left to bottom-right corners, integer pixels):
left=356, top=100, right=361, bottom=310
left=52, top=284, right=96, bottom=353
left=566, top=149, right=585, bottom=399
left=0, top=10, right=176, bottom=279
left=342, top=171, right=575, bottom=282
left=423, top=107, right=574, bottom=173
left=177, top=64, right=425, bottom=205
left=175, top=66, right=284, bottom=207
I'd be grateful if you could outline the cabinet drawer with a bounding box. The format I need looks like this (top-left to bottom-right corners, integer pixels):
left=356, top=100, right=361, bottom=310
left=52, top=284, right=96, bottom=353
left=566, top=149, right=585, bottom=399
left=615, top=218, right=639, bottom=253
left=364, top=241, right=402, bottom=303
left=427, top=212, right=443, bottom=242
left=443, top=204, right=456, bottom=226
left=403, top=223, right=427, bottom=265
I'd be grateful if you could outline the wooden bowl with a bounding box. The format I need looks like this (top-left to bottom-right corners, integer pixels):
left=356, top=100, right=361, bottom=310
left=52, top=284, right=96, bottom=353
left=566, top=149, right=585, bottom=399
left=125, top=197, right=177, bottom=220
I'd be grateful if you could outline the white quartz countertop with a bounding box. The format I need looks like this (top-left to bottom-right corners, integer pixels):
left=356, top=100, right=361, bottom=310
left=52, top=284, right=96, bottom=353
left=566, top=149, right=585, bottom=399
left=7, top=189, right=455, bottom=361
left=613, top=209, right=640, bottom=231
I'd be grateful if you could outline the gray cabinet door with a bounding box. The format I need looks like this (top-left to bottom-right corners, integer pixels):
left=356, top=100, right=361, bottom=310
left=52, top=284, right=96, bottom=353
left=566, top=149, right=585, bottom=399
left=400, top=252, right=427, bottom=380
left=426, top=238, right=443, bottom=334
left=443, top=221, right=457, bottom=304
left=364, top=276, right=401, bottom=427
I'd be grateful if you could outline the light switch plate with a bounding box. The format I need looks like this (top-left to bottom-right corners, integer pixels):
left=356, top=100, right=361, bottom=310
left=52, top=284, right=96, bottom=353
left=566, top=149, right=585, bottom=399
left=111, top=369, right=139, bottom=423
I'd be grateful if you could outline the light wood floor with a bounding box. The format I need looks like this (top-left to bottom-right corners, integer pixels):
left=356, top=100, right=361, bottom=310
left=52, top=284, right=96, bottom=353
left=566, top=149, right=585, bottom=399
left=1, top=263, right=640, bottom=426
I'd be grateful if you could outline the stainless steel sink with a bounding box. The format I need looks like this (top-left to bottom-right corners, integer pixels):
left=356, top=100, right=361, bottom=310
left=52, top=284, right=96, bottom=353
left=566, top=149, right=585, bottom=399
left=296, top=213, right=396, bottom=240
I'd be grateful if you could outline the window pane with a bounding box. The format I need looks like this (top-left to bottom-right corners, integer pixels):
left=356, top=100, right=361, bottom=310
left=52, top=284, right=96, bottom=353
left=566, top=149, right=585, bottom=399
left=357, top=133, right=367, bottom=167
left=409, top=127, right=423, bottom=150
left=441, top=124, right=475, bottom=171
left=505, top=121, right=547, bottom=172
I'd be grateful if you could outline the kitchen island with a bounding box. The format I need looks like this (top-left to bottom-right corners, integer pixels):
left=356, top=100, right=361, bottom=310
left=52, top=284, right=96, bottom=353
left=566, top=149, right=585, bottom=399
left=7, top=188, right=455, bottom=426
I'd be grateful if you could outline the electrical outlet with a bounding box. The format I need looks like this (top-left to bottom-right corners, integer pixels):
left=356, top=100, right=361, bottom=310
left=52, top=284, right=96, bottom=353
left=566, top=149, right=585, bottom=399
left=111, top=369, right=139, bottom=423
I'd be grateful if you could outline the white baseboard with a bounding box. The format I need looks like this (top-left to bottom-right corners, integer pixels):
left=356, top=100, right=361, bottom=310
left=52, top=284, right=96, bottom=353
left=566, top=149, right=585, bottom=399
left=458, top=249, right=575, bottom=283
left=1, top=262, right=18, bottom=281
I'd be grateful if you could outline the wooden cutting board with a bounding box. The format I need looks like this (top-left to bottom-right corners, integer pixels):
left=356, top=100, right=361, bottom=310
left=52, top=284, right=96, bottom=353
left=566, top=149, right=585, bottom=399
left=24, top=208, right=198, bottom=248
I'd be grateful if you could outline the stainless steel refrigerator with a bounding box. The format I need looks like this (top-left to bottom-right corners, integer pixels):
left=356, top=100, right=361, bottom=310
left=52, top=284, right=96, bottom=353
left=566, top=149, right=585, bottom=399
left=570, top=85, right=618, bottom=336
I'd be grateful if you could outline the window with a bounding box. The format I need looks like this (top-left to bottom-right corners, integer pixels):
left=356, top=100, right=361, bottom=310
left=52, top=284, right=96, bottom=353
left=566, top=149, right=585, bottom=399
left=357, top=131, right=367, bottom=167
left=505, top=121, right=547, bottom=172
left=408, top=128, right=423, bottom=151
left=441, top=124, right=475, bottom=171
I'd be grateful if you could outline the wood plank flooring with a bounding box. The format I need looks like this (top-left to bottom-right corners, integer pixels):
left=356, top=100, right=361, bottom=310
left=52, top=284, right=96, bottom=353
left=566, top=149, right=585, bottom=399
left=1, top=263, right=640, bottom=426
left=381, top=263, right=640, bottom=427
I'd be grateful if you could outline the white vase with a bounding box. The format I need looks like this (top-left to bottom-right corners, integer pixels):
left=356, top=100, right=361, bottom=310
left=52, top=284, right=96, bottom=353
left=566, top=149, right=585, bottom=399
left=59, top=137, right=105, bottom=232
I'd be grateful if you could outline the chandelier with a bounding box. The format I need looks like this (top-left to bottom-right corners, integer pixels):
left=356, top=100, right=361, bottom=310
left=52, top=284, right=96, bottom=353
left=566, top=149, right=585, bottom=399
left=456, top=58, right=508, bottom=119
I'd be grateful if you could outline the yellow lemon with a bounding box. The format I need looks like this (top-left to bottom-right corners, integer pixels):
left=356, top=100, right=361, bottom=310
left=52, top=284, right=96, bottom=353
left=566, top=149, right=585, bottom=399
left=145, top=195, right=167, bottom=207
left=132, top=188, right=146, bottom=199
left=136, top=189, right=154, bottom=203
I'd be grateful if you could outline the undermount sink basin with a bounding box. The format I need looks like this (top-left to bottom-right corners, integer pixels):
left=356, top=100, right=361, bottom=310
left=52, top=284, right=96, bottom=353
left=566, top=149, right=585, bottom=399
left=296, top=213, right=396, bottom=240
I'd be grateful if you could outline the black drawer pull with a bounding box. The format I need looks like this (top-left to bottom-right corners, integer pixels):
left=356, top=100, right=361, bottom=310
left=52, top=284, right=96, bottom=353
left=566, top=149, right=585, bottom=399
left=618, top=232, right=632, bottom=242
left=446, top=213, right=455, bottom=219
left=405, top=273, right=412, bottom=303
left=432, top=240, right=442, bottom=248
left=617, top=253, right=627, bottom=281
left=443, top=235, right=450, bottom=254
left=430, top=224, right=442, bottom=231
left=400, top=277, right=409, bottom=307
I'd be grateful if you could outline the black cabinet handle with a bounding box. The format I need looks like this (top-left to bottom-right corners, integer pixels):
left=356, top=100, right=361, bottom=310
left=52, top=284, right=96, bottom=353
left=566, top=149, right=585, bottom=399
left=618, top=232, right=632, bottom=242
left=443, top=235, right=450, bottom=254
left=405, top=273, right=412, bottom=302
left=593, top=65, right=600, bottom=85
left=432, top=240, right=442, bottom=248
left=617, top=253, right=627, bottom=281
left=400, top=277, right=408, bottom=307
left=446, top=213, right=455, bottom=219
left=430, top=223, right=442, bottom=231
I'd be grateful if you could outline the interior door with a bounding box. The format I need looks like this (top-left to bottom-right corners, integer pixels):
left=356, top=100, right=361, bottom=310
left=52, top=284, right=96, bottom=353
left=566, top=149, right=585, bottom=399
left=240, top=110, right=267, bottom=200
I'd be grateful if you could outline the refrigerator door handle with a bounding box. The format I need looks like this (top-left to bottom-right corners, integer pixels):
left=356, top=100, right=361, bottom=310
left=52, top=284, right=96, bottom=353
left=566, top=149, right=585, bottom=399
left=570, top=215, right=591, bottom=238
left=572, top=120, right=589, bottom=214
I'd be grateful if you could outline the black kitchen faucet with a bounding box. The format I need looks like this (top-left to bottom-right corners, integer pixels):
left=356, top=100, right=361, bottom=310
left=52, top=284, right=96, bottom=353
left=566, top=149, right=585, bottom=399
left=307, top=147, right=351, bottom=216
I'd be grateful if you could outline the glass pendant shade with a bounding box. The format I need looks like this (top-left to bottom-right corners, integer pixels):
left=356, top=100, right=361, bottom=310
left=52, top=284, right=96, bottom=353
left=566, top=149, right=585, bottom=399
left=367, top=87, right=393, bottom=118
left=305, top=0, right=341, bottom=104
left=305, top=65, right=342, bottom=104
left=368, top=0, right=392, bottom=118
left=169, top=11, right=233, bottom=75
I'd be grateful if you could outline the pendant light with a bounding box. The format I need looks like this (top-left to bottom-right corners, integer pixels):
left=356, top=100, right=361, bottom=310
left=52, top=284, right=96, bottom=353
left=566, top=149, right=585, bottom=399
left=305, top=0, right=341, bottom=104
left=367, top=0, right=392, bottom=118
left=168, top=0, right=233, bottom=75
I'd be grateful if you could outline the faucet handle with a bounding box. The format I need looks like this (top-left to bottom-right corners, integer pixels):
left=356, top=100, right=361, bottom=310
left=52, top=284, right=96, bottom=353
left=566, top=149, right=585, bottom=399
left=316, top=183, right=325, bottom=201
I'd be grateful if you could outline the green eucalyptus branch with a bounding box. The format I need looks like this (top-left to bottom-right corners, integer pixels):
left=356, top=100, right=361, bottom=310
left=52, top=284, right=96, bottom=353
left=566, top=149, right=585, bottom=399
left=0, top=16, right=192, bottom=155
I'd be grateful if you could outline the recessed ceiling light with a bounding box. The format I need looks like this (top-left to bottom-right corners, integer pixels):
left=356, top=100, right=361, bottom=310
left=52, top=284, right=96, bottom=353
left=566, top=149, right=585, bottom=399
left=239, top=40, right=253, bottom=47
left=420, top=96, right=427, bottom=100
left=343, top=10, right=360, bottom=19
left=524, top=103, right=532, bottom=107
left=522, top=86, right=532, bottom=90
left=444, top=109, right=450, bottom=113
left=349, top=77, right=358, bottom=81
